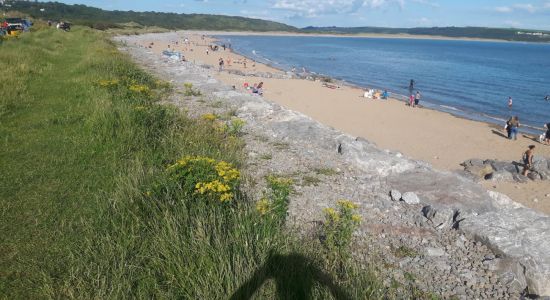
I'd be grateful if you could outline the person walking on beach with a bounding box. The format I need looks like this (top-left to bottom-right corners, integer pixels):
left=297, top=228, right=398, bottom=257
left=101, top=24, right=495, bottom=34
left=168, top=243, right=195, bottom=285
left=544, top=123, right=550, bottom=145
left=508, top=116, right=520, bottom=140
left=408, top=79, right=415, bottom=95
left=507, top=96, right=513, bottom=110
left=218, top=58, right=224, bottom=71
left=414, top=91, right=422, bottom=107
left=409, top=94, right=415, bottom=107
left=522, top=145, right=535, bottom=176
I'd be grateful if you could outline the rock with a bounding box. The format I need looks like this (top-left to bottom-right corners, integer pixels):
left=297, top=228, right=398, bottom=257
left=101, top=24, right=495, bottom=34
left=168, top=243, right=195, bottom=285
left=462, top=162, right=494, bottom=180
left=390, top=189, right=401, bottom=201
left=527, top=171, right=540, bottom=181
left=512, top=173, right=529, bottom=183
left=401, top=192, right=420, bottom=204
left=461, top=159, right=485, bottom=167
left=532, top=157, right=550, bottom=172
left=490, top=170, right=514, bottom=182
left=460, top=208, right=550, bottom=297
left=425, top=247, right=446, bottom=257
left=490, top=160, right=519, bottom=173
left=422, top=205, right=457, bottom=229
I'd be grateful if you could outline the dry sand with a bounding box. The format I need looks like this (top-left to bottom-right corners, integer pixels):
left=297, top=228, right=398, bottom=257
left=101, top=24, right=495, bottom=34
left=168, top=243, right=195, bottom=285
left=134, top=33, right=550, bottom=214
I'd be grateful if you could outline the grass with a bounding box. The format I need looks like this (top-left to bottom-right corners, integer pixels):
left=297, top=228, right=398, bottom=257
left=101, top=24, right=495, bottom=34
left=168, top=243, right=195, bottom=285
left=391, top=245, right=419, bottom=258
left=0, top=26, right=402, bottom=299
left=314, top=167, right=340, bottom=176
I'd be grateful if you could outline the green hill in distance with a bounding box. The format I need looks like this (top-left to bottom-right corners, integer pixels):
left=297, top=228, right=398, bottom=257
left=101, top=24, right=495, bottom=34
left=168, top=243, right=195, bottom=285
left=3, top=1, right=297, bottom=32
left=302, top=26, right=550, bottom=43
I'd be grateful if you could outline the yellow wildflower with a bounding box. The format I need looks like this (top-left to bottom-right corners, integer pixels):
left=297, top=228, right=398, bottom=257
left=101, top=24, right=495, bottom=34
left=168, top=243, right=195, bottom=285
left=201, top=113, right=217, bottom=121
left=337, top=199, right=359, bottom=210
left=215, top=161, right=240, bottom=181
left=220, top=193, right=233, bottom=202
left=129, top=84, right=150, bottom=94
left=324, top=207, right=340, bottom=222
left=256, top=198, right=270, bottom=216
left=352, top=214, right=362, bottom=223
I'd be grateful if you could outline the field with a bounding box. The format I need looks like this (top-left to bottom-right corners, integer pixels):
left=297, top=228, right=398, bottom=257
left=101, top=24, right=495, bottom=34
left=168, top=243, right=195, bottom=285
left=0, top=27, right=392, bottom=298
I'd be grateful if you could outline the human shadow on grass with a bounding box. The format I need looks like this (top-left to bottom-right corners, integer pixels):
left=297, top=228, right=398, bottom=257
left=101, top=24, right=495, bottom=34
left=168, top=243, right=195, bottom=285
left=230, top=252, right=351, bottom=300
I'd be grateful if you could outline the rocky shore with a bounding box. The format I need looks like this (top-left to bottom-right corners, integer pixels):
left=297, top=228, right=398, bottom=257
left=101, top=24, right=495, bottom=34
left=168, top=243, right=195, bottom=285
left=116, top=35, right=550, bottom=298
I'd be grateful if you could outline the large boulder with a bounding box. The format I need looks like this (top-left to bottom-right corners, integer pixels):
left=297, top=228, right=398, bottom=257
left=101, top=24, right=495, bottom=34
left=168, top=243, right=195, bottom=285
left=422, top=205, right=456, bottom=229
left=459, top=192, right=550, bottom=297
left=401, top=192, right=420, bottom=204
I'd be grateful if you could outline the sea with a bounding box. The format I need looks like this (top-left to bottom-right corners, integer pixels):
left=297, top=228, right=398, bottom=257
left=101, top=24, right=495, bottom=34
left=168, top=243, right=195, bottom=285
left=216, top=35, right=550, bottom=133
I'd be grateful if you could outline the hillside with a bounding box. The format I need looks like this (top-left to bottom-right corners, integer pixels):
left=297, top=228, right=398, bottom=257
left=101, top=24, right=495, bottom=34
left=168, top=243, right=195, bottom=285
left=3, top=1, right=297, bottom=32
left=302, top=26, right=550, bottom=42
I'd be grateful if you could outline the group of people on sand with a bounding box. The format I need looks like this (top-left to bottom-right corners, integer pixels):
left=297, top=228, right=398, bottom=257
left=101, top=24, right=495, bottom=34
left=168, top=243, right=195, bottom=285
left=243, top=82, right=264, bottom=96
left=363, top=88, right=389, bottom=100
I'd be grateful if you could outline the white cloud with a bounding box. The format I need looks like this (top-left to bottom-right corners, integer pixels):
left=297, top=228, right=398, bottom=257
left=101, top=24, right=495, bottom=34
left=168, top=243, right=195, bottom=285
left=495, top=6, right=512, bottom=13
left=494, top=3, right=548, bottom=14
left=513, top=3, right=536, bottom=13
left=272, top=0, right=407, bottom=18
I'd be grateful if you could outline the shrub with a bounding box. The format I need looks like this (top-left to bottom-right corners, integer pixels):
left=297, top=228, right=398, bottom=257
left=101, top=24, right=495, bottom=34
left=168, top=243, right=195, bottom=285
left=228, top=118, right=246, bottom=136
left=183, top=82, right=202, bottom=96
left=322, top=200, right=361, bottom=264
left=166, top=156, right=240, bottom=203
left=256, top=175, right=293, bottom=224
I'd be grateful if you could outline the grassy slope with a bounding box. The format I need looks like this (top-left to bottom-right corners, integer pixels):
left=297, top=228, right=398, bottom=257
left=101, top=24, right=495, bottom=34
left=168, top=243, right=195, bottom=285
left=0, top=28, right=388, bottom=298
left=7, top=1, right=297, bottom=32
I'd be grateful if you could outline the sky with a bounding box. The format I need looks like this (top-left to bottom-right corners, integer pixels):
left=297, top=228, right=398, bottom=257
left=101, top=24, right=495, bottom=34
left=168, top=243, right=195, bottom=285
left=57, top=0, right=550, bottom=30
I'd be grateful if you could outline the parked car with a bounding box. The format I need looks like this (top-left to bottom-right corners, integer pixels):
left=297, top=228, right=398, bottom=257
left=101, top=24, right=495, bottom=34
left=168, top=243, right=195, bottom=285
left=57, top=22, right=71, bottom=31
left=6, top=24, right=23, bottom=37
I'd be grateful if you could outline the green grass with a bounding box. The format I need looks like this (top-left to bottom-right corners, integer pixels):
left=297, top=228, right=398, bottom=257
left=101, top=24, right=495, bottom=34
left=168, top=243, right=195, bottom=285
left=0, top=27, right=391, bottom=299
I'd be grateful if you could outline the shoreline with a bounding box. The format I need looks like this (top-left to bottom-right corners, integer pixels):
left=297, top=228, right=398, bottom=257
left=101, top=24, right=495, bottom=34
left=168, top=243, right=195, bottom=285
left=178, top=29, right=550, bottom=44
left=214, top=34, right=546, bottom=134
left=132, top=31, right=550, bottom=215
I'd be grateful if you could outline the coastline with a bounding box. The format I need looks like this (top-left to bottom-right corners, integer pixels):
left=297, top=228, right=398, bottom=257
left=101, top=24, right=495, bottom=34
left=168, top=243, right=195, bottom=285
left=214, top=36, right=547, bottom=134
left=132, top=31, right=550, bottom=214
left=177, top=29, right=550, bottom=44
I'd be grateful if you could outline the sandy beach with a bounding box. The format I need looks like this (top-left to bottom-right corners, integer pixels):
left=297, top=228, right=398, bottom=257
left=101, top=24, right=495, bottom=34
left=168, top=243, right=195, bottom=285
left=134, top=32, right=550, bottom=214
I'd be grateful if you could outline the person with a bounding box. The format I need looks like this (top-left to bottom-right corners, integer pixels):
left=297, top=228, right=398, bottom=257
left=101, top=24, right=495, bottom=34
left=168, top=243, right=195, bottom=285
left=507, top=96, right=513, bottom=110
left=409, top=94, right=415, bottom=107
left=508, top=116, right=520, bottom=140
left=544, top=123, right=550, bottom=145
left=218, top=58, right=224, bottom=71
left=206, top=49, right=209, bottom=55
left=243, top=59, right=247, bottom=68
left=364, top=89, right=374, bottom=99
left=505, top=117, right=512, bottom=139
left=382, top=90, right=389, bottom=100
left=252, top=82, right=264, bottom=95
left=408, top=79, right=415, bottom=96
left=522, top=145, right=535, bottom=176
left=414, top=91, right=421, bottom=107
left=545, top=95, right=550, bottom=101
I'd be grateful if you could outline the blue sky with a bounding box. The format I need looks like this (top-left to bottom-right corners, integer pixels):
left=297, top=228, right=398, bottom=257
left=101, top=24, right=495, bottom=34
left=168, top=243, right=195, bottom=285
left=58, top=0, right=550, bottom=30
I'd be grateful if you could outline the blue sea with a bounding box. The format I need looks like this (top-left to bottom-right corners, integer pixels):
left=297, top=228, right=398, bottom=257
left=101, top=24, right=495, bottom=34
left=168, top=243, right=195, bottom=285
left=217, top=35, right=550, bottom=133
